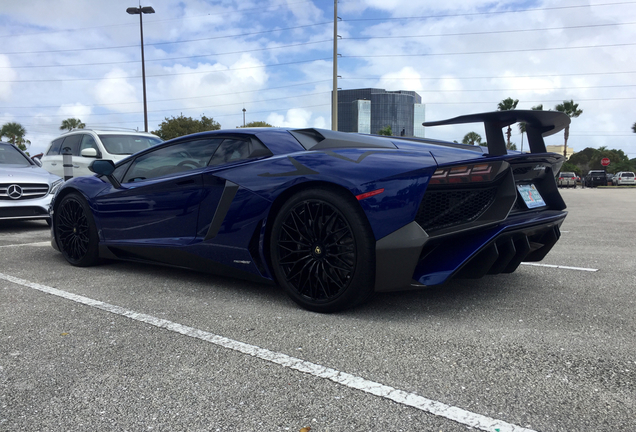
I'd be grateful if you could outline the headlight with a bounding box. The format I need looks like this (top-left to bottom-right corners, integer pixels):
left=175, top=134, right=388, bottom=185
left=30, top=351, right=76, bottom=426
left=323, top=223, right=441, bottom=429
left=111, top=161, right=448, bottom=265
left=49, top=179, right=63, bottom=195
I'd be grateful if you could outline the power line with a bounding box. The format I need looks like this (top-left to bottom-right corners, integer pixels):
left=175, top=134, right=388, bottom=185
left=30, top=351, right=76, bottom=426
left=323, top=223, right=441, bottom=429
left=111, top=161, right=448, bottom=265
left=342, top=21, right=636, bottom=41
left=0, top=40, right=331, bottom=70
left=0, top=80, right=332, bottom=109
left=0, top=0, right=316, bottom=39
left=5, top=91, right=332, bottom=119
left=0, top=22, right=332, bottom=55
left=342, top=42, right=636, bottom=59
left=341, top=1, right=636, bottom=22
left=0, top=57, right=332, bottom=83
left=342, top=70, right=636, bottom=80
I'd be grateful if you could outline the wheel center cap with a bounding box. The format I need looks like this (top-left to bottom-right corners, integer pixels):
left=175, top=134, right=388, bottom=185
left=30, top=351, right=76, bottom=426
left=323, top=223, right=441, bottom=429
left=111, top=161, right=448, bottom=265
left=311, top=243, right=326, bottom=259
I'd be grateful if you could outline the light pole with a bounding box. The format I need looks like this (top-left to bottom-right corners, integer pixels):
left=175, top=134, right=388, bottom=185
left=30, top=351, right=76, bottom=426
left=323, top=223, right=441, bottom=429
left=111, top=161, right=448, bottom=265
left=127, top=5, right=155, bottom=132
left=242, top=108, right=246, bottom=127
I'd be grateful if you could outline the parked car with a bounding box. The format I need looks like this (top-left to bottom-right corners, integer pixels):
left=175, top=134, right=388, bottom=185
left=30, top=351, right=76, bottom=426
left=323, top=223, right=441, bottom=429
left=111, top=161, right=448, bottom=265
left=50, top=110, right=569, bottom=312
left=614, top=171, right=635, bottom=186
left=585, top=170, right=607, bottom=188
left=606, top=173, right=614, bottom=185
left=1, top=141, right=63, bottom=224
left=41, top=129, right=162, bottom=178
left=557, top=171, right=577, bottom=188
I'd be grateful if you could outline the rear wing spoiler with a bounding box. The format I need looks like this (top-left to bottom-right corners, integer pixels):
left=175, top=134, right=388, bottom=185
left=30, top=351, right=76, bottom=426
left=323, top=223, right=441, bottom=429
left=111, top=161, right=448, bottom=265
left=422, top=110, right=570, bottom=156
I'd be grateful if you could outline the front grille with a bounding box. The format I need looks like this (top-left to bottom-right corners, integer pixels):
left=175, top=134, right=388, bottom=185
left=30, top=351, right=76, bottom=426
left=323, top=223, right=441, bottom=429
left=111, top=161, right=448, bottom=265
left=415, top=187, right=497, bottom=233
left=0, top=206, right=48, bottom=218
left=0, top=183, right=50, bottom=200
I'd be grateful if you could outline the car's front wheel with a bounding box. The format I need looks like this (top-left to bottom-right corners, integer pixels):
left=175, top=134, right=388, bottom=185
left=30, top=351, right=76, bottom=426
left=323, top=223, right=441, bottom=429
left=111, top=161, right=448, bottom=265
left=270, top=188, right=375, bottom=312
left=54, top=193, right=100, bottom=267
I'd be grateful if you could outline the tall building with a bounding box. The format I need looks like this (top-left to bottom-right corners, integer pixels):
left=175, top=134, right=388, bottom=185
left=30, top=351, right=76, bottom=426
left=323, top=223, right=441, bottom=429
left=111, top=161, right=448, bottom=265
left=336, top=88, right=425, bottom=137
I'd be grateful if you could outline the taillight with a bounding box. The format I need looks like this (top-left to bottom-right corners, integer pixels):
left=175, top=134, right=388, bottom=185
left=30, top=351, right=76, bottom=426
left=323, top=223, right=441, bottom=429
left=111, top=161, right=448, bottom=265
left=430, top=162, right=499, bottom=185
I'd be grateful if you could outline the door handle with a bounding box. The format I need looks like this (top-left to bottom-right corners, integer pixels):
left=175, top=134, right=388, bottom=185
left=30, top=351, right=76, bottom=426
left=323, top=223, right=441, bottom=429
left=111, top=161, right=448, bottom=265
left=51, top=163, right=57, bottom=166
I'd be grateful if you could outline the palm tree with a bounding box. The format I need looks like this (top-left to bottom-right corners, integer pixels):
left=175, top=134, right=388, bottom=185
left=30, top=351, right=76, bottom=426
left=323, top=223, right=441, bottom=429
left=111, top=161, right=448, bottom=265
left=60, top=118, right=85, bottom=131
left=0, top=122, right=29, bottom=151
left=555, top=100, right=582, bottom=159
left=497, top=97, right=519, bottom=148
left=462, top=131, right=482, bottom=145
left=518, top=104, right=544, bottom=152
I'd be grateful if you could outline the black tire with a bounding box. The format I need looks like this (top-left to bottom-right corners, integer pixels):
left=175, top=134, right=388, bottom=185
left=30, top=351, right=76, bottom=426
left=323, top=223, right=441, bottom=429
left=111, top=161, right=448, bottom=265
left=54, top=193, right=100, bottom=267
left=270, top=188, right=375, bottom=312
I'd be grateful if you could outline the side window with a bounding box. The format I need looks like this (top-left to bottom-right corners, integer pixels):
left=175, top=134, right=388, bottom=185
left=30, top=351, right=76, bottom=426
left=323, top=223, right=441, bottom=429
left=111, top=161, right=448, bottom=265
left=61, top=134, right=82, bottom=156
left=122, top=138, right=222, bottom=183
left=209, top=139, right=249, bottom=166
left=46, top=138, right=65, bottom=155
left=112, top=160, right=132, bottom=183
left=79, top=135, right=99, bottom=154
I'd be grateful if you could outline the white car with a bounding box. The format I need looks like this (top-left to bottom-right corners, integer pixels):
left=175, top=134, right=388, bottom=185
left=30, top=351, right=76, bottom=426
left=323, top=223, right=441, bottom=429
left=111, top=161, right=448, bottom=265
left=614, top=171, right=635, bottom=186
left=1, top=141, right=63, bottom=223
left=41, top=129, right=162, bottom=178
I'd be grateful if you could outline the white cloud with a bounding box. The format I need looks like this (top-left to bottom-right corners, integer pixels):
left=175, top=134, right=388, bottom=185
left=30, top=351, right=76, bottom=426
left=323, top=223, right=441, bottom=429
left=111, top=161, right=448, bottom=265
left=93, top=68, right=139, bottom=111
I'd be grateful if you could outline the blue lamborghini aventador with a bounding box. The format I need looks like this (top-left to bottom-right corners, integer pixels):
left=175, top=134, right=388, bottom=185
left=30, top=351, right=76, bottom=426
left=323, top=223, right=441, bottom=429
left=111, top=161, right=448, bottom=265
left=50, top=110, right=569, bottom=312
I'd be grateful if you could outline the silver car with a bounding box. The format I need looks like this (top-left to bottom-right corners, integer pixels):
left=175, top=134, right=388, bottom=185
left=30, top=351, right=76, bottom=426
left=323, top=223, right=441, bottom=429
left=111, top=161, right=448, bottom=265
left=0, top=142, right=63, bottom=224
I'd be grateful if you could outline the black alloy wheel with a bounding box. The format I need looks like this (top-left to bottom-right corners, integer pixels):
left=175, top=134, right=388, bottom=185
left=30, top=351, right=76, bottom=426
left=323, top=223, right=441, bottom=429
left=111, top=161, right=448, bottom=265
left=55, top=193, right=100, bottom=267
left=271, top=188, right=375, bottom=312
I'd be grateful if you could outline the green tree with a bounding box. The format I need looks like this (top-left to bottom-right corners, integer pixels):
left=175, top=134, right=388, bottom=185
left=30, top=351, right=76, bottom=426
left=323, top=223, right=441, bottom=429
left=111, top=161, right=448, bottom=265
left=60, top=118, right=85, bottom=131
left=497, top=97, right=519, bottom=148
left=378, top=125, right=392, bottom=136
left=555, top=100, right=582, bottom=159
left=152, top=114, right=221, bottom=140
left=1, top=122, right=30, bottom=151
left=239, top=121, right=273, bottom=128
left=462, top=131, right=482, bottom=145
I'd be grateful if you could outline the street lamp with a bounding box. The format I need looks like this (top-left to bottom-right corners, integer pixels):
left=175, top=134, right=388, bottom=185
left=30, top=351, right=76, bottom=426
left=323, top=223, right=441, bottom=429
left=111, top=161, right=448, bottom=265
left=242, top=108, right=246, bottom=127
left=127, top=5, right=155, bottom=132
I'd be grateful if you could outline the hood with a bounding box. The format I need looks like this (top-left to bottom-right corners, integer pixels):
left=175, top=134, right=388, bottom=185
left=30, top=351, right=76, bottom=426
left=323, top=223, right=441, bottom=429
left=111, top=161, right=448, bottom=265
left=0, top=165, right=61, bottom=184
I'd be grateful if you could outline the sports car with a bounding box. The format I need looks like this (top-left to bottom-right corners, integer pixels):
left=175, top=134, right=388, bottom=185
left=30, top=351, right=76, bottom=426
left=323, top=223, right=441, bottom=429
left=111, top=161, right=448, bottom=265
left=50, top=110, right=569, bottom=312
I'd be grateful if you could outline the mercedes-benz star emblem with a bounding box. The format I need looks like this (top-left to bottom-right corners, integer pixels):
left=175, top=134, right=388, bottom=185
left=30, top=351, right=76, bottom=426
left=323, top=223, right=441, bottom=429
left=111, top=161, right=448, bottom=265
left=7, top=184, right=23, bottom=200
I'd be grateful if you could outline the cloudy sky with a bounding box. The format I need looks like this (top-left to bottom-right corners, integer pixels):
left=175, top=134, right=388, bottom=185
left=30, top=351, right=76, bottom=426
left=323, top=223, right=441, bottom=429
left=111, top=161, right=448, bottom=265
left=1, top=0, right=635, bottom=157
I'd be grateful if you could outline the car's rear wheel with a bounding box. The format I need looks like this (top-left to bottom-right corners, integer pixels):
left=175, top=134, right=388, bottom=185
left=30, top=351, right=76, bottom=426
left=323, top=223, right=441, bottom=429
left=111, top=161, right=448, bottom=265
left=54, top=193, right=100, bottom=267
left=270, top=188, right=375, bottom=312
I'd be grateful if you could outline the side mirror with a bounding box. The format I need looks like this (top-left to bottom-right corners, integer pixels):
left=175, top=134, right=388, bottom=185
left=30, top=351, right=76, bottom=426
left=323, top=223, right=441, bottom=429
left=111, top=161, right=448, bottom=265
left=81, top=148, right=99, bottom=158
left=89, top=160, right=120, bottom=188
left=32, top=157, right=43, bottom=167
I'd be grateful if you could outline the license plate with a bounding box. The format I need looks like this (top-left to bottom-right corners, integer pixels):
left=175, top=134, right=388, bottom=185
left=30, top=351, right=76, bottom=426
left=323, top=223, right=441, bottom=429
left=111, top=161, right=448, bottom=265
left=517, top=184, right=546, bottom=209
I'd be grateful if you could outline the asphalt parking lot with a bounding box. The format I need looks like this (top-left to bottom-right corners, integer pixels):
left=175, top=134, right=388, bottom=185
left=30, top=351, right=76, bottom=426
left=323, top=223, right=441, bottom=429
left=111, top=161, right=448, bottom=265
left=1, top=187, right=635, bottom=432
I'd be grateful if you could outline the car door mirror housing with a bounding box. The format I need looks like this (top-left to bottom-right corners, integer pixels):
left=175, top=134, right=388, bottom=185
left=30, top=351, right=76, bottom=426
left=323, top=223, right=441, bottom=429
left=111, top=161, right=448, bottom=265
left=89, top=160, right=121, bottom=188
left=81, top=148, right=99, bottom=158
left=89, top=159, right=116, bottom=176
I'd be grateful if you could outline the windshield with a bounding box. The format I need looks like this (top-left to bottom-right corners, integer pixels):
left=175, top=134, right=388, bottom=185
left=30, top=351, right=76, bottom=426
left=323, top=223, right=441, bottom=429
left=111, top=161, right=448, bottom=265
left=98, top=134, right=163, bottom=155
left=0, top=144, right=31, bottom=166
left=621, top=172, right=634, bottom=177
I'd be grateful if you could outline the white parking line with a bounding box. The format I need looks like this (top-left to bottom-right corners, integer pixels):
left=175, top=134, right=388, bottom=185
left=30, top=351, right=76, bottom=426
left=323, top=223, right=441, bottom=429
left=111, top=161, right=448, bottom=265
left=521, top=262, right=598, bottom=272
left=0, top=241, right=51, bottom=248
left=0, top=271, right=537, bottom=432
